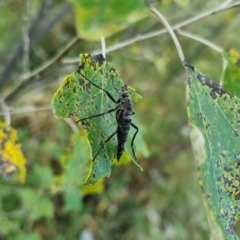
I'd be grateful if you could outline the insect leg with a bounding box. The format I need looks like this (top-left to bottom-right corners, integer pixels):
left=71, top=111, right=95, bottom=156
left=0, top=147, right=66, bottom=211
left=79, top=72, right=118, bottom=104
left=76, top=106, right=118, bottom=124
left=130, top=123, right=139, bottom=162
left=92, top=130, right=118, bottom=162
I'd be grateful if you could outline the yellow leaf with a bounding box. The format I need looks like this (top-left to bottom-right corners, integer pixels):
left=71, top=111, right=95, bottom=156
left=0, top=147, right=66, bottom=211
left=0, top=121, right=27, bottom=183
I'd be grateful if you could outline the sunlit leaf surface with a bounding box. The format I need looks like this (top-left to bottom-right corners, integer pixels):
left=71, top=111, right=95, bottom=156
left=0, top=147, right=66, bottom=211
left=186, top=66, right=240, bottom=239
left=52, top=54, right=142, bottom=184
left=70, top=0, right=148, bottom=40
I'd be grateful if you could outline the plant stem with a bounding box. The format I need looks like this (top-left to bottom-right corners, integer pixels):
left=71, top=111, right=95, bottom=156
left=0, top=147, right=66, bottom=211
left=101, top=35, right=106, bottom=59
left=177, top=29, right=223, bottom=53
left=0, top=105, right=52, bottom=115
left=177, top=29, right=228, bottom=84
left=149, top=4, right=188, bottom=69
left=22, top=0, right=30, bottom=74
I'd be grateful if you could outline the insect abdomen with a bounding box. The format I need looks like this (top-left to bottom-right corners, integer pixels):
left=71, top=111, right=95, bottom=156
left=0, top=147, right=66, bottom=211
left=116, top=109, right=133, bottom=161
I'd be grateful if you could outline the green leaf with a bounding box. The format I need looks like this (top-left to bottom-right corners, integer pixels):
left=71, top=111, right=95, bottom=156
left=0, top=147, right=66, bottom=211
left=28, top=196, right=54, bottom=221
left=69, top=0, right=148, bottom=40
left=187, top=67, right=240, bottom=240
left=53, top=134, right=105, bottom=210
left=64, top=186, right=82, bottom=212
left=60, top=133, right=103, bottom=189
left=14, top=232, right=41, bottom=240
left=222, top=49, right=240, bottom=98
left=61, top=134, right=90, bottom=186
left=174, top=0, right=190, bottom=8
left=19, top=188, right=54, bottom=221
left=0, top=215, right=19, bottom=235
left=186, top=66, right=240, bottom=239
left=33, top=164, right=54, bottom=188
left=52, top=54, right=142, bottom=185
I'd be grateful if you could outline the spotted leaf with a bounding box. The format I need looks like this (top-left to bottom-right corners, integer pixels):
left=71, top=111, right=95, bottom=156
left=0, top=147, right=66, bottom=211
left=52, top=54, right=142, bottom=185
left=186, top=66, right=240, bottom=239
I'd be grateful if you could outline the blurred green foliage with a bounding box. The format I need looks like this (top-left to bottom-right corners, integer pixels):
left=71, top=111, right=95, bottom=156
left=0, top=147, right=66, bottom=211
left=70, top=0, right=148, bottom=40
left=0, top=0, right=240, bottom=239
left=222, top=49, right=240, bottom=98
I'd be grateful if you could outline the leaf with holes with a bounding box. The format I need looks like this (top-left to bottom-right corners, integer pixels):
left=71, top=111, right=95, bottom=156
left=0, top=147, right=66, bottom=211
left=0, top=121, right=26, bottom=182
left=52, top=54, right=142, bottom=185
left=186, top=65, right=240, bottom=239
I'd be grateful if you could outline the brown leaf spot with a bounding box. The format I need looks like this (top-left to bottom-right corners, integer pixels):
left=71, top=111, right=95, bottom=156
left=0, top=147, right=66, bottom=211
left=234, top=130, right=240, bottom=137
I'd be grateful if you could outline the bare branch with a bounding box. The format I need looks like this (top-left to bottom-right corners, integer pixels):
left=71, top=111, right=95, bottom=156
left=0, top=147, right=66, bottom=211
left=63, top=1, right=240, bottom=64
left=177, top=28, right=228, bottom=84
left=149, top=4, right=187, bottom=69
left=0, top=105, right=52, bottom=116
left=177, top=29, right=223, bottom=53
left=22, top=0, right=30, bottom=74
left=101, top=35, right=106, bottom=59
left=1, top=37, right=80, bottom=104
left=1, top=103, right=11, bottom=125
left=0, top=0, right=57, bottom=89
left=220, top=0, right=235, bottom=7
left=64, top=118, right=79, bottom=133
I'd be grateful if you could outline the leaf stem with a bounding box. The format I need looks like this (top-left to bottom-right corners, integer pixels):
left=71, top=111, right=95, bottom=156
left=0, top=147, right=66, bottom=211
left=101, top=35, right=106, bottom=59
left=148, top=4, right=187, bottom=69
left=176, top=29, right=228, bottom=84
left=64, top=118, right=79, bottom=133
left=177, top=29, right=223, bottom=53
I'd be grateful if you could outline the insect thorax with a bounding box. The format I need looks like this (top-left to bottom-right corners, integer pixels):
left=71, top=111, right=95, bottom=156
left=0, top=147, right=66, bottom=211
left=119, top=92, right=133, bottom=110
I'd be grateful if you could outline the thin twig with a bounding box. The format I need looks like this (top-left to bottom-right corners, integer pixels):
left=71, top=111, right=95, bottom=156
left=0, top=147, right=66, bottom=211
left=220, top=0, right=235, bottom=7
left=22, top=0, right=30, bottom=74
left=101, top=35, right=106, bottom=59
left=177, top=28, right=228, bottom=84
left=0, top=105, right=52, bottom=116
left=219, top=58, right=229, bottom=86
left=1, top=36, right=80, bottom=103
left=1, top=103, right=11, bottom=125
left=2, top=0, right=239, bottom=106
left=64, top=118, right=79, bottom=133
left=149, top=4, right=187, bottom=69
left=63, top=1, right=240, bottom=64
left=177, top=29, right=223, bottom=53
left=0, top=0, right=56, bottom=89
left=0, top=105, right=82, bottom=135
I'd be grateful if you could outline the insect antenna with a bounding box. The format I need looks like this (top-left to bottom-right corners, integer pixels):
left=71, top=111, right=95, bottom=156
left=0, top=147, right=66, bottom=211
left=78, top=71, right=118, bottom=104
left=111, top=78, right=121, bottom=95
left=110, top=76, right=128, bottom=99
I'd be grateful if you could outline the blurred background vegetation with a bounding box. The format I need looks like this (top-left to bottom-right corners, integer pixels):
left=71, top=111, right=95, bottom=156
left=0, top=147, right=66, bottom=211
left=0, top=0, right=240, bottom=239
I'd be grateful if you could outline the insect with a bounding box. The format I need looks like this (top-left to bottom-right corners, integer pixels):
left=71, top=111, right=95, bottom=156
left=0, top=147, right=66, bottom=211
left=76, top=70, right=139, bottom=163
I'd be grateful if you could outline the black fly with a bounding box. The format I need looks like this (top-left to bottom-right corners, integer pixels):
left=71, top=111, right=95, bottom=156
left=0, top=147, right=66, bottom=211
left=76, top=70, right=139, bottom=163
